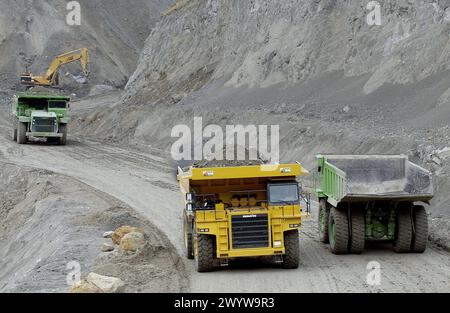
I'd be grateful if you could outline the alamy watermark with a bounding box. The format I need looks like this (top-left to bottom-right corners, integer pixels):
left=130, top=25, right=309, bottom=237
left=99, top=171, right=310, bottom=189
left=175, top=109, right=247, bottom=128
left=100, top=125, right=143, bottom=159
left=66, top=1, right=81, bottom=26
left=171, top=117, right=280, bottom=164
left=66, top=261, right=81, bottom=286
left=366, top=261, right=382, bottom=286
left=367, top=1, right=382, bottom=26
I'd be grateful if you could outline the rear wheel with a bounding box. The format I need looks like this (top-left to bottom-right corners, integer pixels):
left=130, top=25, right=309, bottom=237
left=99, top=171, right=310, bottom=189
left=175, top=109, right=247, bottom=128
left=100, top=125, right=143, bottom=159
left=195, top=234, right=216, bottom=272
left=17, top=121, right=27, bottom=144
left=59, top=124, right=67, bottom=145
left=393, top=205, right=413, bottom=253
left=349, top=208, right=365, bottom=254
left=411, top=205, right=428, bottom=253
left=318, top=199, right=329, bottom=243
left=283, top=230, right=300, bottom=269
left=328, top=206, right=349, bottom=254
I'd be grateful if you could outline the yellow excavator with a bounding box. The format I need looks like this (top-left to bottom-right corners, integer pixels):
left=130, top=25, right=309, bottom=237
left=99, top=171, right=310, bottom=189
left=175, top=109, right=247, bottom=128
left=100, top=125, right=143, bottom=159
left=20, top=48, right=90, bottom=87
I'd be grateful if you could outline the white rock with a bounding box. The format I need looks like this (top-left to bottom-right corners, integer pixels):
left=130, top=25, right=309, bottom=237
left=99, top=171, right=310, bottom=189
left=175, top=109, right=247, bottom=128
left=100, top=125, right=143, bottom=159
left=101, top=243, right=115, bottom=252
left=343, top=105, right=351, bottom=113
left=103, top=231, right=114, bottom=238
left=86, top=273, right=125, bottom=293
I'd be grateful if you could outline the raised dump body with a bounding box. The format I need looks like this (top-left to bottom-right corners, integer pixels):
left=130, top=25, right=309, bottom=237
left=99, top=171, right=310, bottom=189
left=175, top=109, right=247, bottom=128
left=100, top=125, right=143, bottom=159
left=315, top=155, right=433, bottom=255
left=178, top=164, right=308, bottom=272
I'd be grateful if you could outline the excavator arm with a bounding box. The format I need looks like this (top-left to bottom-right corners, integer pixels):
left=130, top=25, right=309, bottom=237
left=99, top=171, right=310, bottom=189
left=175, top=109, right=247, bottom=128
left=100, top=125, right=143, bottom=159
left=21, top=48, right=90, bottom=87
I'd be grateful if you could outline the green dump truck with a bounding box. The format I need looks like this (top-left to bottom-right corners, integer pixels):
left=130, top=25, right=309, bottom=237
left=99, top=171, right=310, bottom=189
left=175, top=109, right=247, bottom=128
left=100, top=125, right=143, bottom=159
left=12, top=92, right=71, bottom=145
left=315, top=155, right=433, bottom=254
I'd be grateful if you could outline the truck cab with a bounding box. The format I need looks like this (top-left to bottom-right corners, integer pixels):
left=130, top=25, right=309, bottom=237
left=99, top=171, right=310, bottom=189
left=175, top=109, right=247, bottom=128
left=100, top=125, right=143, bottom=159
left=178, top=164, right=309, bottom=272
left=12, top=93, right=71, bottom=145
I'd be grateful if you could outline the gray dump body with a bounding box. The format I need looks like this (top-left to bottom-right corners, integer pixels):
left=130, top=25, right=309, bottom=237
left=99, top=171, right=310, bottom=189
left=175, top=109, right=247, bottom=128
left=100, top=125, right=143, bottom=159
left=326, top=155, right=433, bottom=202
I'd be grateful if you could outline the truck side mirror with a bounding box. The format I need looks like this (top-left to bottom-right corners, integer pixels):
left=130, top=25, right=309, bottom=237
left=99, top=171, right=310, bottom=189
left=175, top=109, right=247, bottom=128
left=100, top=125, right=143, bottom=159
left=186, top=193, right=193, bottom=203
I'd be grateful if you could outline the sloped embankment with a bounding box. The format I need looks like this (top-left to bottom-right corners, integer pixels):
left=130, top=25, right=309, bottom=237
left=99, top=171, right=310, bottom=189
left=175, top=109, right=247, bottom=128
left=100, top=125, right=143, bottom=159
left=0, top=163, right=187, bottom=292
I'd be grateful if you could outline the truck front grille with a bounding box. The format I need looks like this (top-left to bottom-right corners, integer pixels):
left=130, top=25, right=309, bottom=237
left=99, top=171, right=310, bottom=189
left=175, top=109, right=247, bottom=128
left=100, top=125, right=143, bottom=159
left=31, top=117, right=57, bottom=133
left=231, top=214, right=269, bottom=249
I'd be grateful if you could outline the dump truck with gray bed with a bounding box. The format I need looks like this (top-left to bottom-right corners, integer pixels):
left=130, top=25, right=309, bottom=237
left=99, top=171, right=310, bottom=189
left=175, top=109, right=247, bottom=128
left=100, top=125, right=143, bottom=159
left=12, top=93, right=70, bottom=145
left=315, top=155, right=433, bottom=254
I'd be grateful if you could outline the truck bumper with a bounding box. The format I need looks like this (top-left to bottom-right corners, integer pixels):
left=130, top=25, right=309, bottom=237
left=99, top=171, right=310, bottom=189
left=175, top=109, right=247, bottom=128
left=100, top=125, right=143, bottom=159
left=27, top=132, right=63, bottom=138
left=217, top=247, right=285, bottom=259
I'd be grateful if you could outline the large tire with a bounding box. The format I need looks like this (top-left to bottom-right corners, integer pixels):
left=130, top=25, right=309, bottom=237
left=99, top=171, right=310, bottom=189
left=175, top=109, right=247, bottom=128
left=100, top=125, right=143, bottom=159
left=318, top=199, right=330, bottom=243
left=283, top=230, right=300, bottom=269
left=393, top=206, right=413, bottom=253
left=411, top=205, right=428, bottom=253
left=59, top=124, right=67, bottom=145
left=12, top=123, right=17, bottom=141
left=349, top=208, right=365, bottom=254
left=184, top=220, right=194, bottom=259
left=195, top=234, right=216, bottom=272
left=328, top=206, right=349, bottom=254
left=17, top=121, right=27, bottom=144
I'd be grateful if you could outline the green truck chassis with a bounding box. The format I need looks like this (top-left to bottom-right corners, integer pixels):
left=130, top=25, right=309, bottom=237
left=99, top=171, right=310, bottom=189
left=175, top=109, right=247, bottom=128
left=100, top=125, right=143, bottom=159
left=315, top=155, right=433, bottom=254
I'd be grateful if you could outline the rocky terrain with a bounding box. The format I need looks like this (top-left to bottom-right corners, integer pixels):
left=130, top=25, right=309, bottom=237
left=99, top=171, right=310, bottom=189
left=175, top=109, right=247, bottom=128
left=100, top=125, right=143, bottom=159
left=0, top=0, right=449, bottom=292
left=0, top=0, right=170, bottom=94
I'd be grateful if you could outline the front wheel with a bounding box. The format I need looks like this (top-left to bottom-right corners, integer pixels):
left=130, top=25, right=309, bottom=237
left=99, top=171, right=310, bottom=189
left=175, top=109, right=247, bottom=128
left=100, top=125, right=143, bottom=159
left=283, top=230, right=300, bottom=269
left=328, top=206, right=349, bottom=254
left=17, top=121, right=27, bottom=144
left=318, top=199, right=329, bottom=243
left=195, top=234, right=216, bottom=272
left=184, top=219, right=194, bottom=259
left=12, top=125, right=17, bottom=141
left=59, top=124, right=67, bottom=145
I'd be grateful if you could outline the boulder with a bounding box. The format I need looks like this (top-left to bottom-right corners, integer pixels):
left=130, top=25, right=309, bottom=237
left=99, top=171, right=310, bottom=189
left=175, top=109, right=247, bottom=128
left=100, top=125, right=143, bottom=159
left=86, top=272, right=126, bottom=293
left=101, top=243, right=115, bottom=252
left=111, top=226, right=144, bottom=245
left=70, top=280, right=103, bottom=293
left=119, top=231, right=146, bottom=252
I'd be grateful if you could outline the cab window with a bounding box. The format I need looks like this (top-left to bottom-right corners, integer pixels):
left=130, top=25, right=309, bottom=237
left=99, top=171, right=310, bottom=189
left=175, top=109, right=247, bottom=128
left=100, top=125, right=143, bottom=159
left=268, top=183, right=299, bottom=205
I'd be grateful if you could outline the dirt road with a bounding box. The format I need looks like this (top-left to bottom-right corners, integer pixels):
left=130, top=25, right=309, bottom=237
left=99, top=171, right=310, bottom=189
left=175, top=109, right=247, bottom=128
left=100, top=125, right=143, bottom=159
left=0, top=128, right=449, bottom=293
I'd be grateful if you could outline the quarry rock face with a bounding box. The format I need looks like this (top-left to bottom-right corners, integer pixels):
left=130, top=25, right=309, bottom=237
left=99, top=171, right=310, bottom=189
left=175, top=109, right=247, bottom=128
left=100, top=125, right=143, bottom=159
left=0, top=0, right=171, bottom=90
left=127, top=0, right=449, bottom=98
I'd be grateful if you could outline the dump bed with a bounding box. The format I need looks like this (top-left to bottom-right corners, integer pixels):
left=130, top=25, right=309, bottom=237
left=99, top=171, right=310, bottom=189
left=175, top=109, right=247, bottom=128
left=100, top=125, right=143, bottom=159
left=316, top=155, right=433, bottom=206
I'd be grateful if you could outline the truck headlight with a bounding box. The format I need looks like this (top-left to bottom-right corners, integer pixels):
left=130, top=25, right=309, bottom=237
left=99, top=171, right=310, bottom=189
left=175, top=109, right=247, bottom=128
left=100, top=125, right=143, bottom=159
left=198, top=228, right=209, bottom=233
left=203, top=170, right=214, bottom=177
left=280, top=167, right=292, bottom=173
left=290, top=224, right=299, bottom=228
left=273, top=241, right=282, bottom=247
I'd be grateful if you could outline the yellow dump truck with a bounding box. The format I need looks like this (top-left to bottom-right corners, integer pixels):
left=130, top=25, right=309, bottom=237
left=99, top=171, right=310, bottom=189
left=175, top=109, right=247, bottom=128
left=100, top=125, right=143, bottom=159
left=177, top=163, right=308, bottom=272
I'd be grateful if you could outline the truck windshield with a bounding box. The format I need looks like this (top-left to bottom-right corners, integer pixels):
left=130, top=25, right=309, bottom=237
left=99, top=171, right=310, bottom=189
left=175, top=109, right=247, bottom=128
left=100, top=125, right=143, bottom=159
left=268, top=183, right=299, bottom=204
